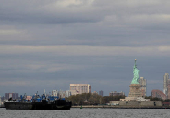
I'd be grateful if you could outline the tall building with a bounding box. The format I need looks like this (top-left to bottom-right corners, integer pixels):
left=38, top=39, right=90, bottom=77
left=163, top=73, right=169, bottom=95
left=5, top=93, right=18, bottom=100
left=167, top=79, right=170, bottom=99
left=99, top=90, right=103, bottom=96
left=70, top=84, right=91, bottom=95
left=52, top=90, right=59, bottom=97
left=151, top=89, right=167, bottom=100
left=0, top=96, right=1, bottom=106
left=139, top=77, right=147, bottom=97
left=109, top=91, right=125, bottom=96
left=65, top=90, right=72, bottom=98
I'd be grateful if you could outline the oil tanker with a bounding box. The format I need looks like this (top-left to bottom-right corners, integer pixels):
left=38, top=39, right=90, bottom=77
left=4, top=93, right=72, bottom=110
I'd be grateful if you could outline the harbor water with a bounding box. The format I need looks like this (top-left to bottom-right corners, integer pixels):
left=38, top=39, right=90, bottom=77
left=0, top=108, right=170, bottom=118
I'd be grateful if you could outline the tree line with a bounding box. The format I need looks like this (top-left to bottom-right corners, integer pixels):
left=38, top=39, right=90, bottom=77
left=66, top=93, right=125, bottom=105
left=66, top=93, right=168, bottom=105
left=144, top=96, right=170, bottom=101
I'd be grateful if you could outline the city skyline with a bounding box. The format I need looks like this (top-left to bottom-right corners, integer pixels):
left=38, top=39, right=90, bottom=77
left=0, top=66, right=169, bottom=97
left=0, top=71, right=169, bottom=98
left=1, top=0, right=170, bottom=96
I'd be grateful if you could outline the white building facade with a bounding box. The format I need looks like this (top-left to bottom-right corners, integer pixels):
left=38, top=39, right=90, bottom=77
left=70, top=84, right=91, bottom=95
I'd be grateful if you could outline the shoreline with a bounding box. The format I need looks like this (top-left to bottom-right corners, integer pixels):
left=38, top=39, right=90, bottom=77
left=72, top=105, right=170, bottom=109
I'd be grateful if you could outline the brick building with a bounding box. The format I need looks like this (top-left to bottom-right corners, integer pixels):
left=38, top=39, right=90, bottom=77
left=151, top=89, right=167, bottom=100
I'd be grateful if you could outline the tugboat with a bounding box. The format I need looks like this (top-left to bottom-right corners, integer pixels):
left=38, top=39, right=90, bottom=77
left=4, top=92, right=72, bottom=110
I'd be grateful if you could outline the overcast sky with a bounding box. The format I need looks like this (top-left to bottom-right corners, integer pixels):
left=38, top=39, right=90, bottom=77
left=0, top=0, right=170, bottom=96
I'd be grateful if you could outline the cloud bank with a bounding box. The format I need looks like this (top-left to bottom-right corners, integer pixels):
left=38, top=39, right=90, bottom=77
left=0, top=0, right=170, bottom=96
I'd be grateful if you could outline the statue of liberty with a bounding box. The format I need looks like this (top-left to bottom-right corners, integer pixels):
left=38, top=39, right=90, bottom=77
left=131, top=59, right=140, bottom=84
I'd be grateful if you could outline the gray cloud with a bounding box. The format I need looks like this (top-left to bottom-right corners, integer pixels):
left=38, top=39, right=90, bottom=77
left=0, top=0, right=170, bottom=96
left=0, top=0, right=104, bottom=24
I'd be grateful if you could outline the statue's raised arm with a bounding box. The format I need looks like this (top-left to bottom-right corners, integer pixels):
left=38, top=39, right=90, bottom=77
left=131, top=59, right=140, bottom=84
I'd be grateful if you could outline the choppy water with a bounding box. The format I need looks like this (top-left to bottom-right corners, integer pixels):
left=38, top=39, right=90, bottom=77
left=0, top=108, right=170, bottom=118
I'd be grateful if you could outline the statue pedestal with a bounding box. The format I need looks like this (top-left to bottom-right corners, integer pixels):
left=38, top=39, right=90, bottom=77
left=120, top=84, right=149, bottom=101
left=128, top=84, right=142, bottom=97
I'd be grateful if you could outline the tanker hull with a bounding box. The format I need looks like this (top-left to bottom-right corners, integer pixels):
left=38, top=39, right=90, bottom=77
left=4, top=100, right=72, bottom=110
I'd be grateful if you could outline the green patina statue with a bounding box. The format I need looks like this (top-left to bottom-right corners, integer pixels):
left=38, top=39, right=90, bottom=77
left=131, top=59, right=140, bottom=84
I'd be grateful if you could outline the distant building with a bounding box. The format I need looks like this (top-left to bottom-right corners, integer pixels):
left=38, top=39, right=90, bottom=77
left=65, top=90, right=72, bottom=98
left=92, top=91, right=98, bottom=95
left=52, top=90, right=66, bottom=98
left=52, top=90, right=71, bottom=98
left=99, top=90, right=104, bottom=96
left=1, top=96, right=4, bottom=102
left=168, top=85, right=170, bottom=99
left=52, top=90, right=59, bottom=97
left=26, top=96, right=32, bottom=101
left=70, top=84, right=91, bottom=95
left=109, top=91, right=125, bottom=96
left=167, top=79, right=170, bottom=99
left=163, top=73, right=169, bottom=95
left=139, top=77, right=147, bottom=97
left=0, top=96, right=1, bottom=106
left=58, top=91, right=66, bottom=98
left=151, top=89, right=167, bottom=100
left=5, top=93, right=19, bottom=100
